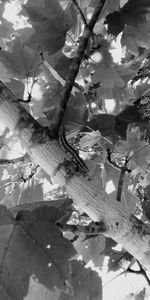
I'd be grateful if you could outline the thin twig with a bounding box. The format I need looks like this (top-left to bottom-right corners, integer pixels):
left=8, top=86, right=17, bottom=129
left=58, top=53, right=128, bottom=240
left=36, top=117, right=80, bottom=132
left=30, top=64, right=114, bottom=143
left=72, top=0, right=87, bottom=26
left=103, top=258, right=150, bottom=287
left=116, top=157, right=130, bottom=202
left=116, top=166, right=127, bottom=202
left=135, top=260, right=150, bottom=286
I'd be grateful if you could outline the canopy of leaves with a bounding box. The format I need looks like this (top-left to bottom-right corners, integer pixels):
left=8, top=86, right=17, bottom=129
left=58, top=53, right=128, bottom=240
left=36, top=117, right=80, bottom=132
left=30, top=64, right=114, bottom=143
left=0, top=0, right=150, bottom=299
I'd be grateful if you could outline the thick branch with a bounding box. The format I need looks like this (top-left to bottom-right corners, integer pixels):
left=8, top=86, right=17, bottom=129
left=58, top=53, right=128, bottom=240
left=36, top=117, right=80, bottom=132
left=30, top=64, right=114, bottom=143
left=0, top=81, right=150, bottom=271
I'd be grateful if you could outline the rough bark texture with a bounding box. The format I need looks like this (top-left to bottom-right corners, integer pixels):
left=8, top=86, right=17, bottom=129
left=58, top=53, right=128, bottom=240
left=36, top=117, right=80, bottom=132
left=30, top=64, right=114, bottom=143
left=0, top=81, right=150, bottom=272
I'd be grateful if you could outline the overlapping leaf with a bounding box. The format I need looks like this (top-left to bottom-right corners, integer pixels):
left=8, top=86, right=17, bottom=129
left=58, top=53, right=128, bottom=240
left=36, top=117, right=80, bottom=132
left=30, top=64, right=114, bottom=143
left=121, top=24, right=150, bottom=56
left=22, top=0, right=73, bottom=54
left=0, top=205, right=76, bottom=299
left=105, top=0, right=150, bottom=36
left=0, top=39, right=41, bottom=79
left=92, top=62, right=124, bottom=88
left=59, top=260, right=102, bottom=300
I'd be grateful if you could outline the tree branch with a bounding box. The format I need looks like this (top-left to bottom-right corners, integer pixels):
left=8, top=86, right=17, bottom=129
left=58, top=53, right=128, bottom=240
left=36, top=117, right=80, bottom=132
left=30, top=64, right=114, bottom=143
left=1, top=80, right=150, bottom=271
left=72, top=0, right=87, bottom=26
left=55, top=0, right=106, bottom=132
left=116, top=157, right=131, bottom=202
left=126, top=260, right=150, bottom=286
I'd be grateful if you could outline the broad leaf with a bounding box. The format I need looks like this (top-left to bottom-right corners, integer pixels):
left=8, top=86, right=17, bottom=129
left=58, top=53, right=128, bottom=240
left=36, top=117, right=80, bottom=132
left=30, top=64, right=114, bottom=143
left=0, top=205, right=76, bottom=299
left=92, top=62, right=124, bottom=88
left=22, top=0, right=73, bottom=54
left=73, top=233, right=105, bottom=268
left=121, top=24, right=150, bottom=56
left=59, top=260, right=102, bottom=300
left=105, top=0, right=150, bottom=36
left=0, top=39, right=41, bottom=79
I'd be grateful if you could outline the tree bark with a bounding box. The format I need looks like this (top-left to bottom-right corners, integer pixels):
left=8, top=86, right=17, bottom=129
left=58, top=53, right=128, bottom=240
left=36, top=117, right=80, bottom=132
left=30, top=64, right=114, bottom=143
left=0, top=81, right=150, bottom=273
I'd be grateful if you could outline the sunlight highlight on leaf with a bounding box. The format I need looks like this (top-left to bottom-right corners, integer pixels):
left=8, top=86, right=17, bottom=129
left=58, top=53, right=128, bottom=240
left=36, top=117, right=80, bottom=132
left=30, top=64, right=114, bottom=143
left=105, top=180, right=115, bottom=194
left=104, top=99, right=116, bottom=114
left=3, top=0, right=29, bottom=30
left=110, top=34, right=125, bottom=64
left=30, top=82, right=43, bottom=101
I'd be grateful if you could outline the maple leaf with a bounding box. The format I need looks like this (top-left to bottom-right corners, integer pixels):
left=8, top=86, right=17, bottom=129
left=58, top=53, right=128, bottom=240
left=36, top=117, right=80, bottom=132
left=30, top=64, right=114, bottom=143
left=0, top=205, right=76, bottom=299
left=105, top=11, right=124, bottom=36
left=0, top=39, right=41, bottom=79
left=92, top=62, right=124, bottom=88
left=60, top=260, right=102, bottom=300
left=0, top=2, right=5, bottom=18
left=63, top=92, right=88, bottom=127
left=114, top=128, right=150, bottom=172
left=105, top=0, right=150, bottom=36
left=22, top=0, right=73, bottom=54
left=121, top=0, right=150, bottom=26
left=53, top=53, right=72, bottom=79
left=6, top=78, right=25, bottom=99
left=0, top=61, right=12, bottom=82
left=115, top=63, right=138, bottom=84
left=0, top=18, right=14, bottom=39
left=121, top=24, right=150, bottom=56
